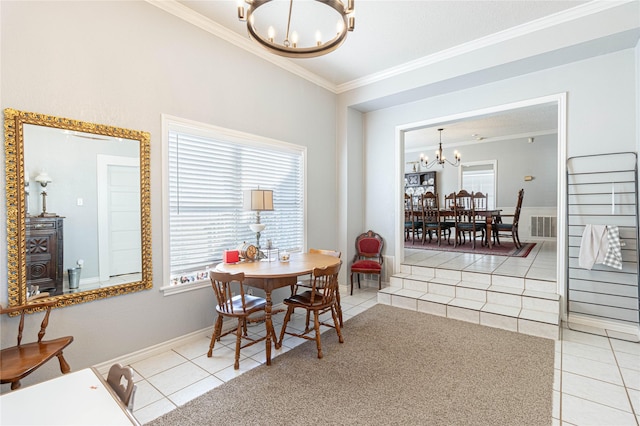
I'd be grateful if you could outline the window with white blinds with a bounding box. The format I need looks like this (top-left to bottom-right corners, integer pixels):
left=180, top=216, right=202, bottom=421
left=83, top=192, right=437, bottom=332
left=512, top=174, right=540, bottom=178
left=166, top=121, right=305, bottom=285
left=461, top=162, right=496, bottom=209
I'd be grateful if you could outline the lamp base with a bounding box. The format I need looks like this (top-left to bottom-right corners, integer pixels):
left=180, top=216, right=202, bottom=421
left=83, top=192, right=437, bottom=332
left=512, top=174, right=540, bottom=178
left=39, top=212, right=58, bottom=217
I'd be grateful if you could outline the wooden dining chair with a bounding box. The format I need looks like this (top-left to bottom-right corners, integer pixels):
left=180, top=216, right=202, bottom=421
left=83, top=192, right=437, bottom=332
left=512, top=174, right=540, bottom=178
left=208, top=271, right=273, bottom=370
left=472, top=191, right=488, bottom=211
left=292, top=249, right=343, bottom=327
left=443, top=191, right=456, bottom=209
left=494, top=188, right=525, bottom=248
left=441, top=192, right=457, bottom=231
left=106, top=363, right=136, bottom=411
left=421, top=191, right=451, bottom=245
left=278, top=262, right=344, bottom=359
left=404, top=193, right=415, bottom=242
left=350, top=230, right=384, bottom=295
left=293, top=248, right=342, bottom=290
left=453, top=190, right=486, bottom=249
left=472, top=191, right=490, bottom=246
left=0, top=299, right=74, bottom=390
left=414, top=194, right=428, bottom=243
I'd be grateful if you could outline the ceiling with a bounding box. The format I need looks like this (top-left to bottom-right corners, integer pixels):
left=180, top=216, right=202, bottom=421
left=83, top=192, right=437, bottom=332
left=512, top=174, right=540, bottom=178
left=176, top=0, right=589, bottom=87
left=403, top=102, right=559, bottom=153
left=167, top=1, right=603, bottom=150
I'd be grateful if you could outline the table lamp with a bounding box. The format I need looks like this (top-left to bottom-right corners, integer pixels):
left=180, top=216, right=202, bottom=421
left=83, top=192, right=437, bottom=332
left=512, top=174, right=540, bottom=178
left=34, top=171, right=55, bottom=217
left=244, top=188, right=273, bottom=259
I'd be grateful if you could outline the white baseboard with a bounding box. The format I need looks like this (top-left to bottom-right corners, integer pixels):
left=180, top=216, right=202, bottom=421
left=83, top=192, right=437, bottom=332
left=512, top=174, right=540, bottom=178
left=92, top=327, right=212, bottom=375
left=567, top=313, right=640, bottom=340
left=93, top=302, right=291, bottom=375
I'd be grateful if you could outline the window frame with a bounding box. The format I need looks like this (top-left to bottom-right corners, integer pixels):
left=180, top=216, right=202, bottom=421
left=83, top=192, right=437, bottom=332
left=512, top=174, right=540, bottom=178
left=458, top=160, right=497, bottom=209
left=160, top=115, right=307, bottom=295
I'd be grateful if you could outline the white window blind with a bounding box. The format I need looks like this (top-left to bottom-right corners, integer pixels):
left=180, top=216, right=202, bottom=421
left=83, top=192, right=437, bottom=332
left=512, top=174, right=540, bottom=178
left=462, top=164, right=496, bottom=209
left=168, top=128, right=304, bottom=282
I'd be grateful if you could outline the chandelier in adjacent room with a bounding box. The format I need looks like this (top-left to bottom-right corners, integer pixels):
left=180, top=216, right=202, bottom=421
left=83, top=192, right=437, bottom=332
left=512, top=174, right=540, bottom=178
left=237, top=0, right=355, bottom=58
left=420, top=128, right=461, bottom=169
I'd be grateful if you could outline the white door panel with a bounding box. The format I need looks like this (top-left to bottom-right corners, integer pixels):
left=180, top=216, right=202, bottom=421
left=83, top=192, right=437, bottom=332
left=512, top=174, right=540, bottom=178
left=97, top=156, right=141, bottom=281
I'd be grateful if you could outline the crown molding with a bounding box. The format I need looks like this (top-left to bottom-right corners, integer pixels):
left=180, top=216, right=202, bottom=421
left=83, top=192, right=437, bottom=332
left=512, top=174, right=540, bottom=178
left=336, top=0, right=635, bottom=93
left=147, top=0, right=633, bottom=95
left=145, top=0, right=338, bottom=92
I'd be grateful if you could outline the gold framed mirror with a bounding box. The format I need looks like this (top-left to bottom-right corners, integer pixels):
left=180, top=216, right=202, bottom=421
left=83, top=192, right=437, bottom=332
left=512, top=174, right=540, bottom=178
left=4, top=108, right=152, bottom=309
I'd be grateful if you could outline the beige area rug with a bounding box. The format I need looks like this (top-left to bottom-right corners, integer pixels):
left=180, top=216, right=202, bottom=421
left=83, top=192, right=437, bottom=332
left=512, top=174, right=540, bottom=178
left=149, top=304, right=554, bottom=426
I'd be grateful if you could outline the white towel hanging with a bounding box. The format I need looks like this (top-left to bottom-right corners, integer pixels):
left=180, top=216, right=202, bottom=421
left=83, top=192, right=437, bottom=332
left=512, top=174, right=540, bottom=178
left=578, top=225, right=607, bottom=270
left=578, top=224, right=624, bottom=270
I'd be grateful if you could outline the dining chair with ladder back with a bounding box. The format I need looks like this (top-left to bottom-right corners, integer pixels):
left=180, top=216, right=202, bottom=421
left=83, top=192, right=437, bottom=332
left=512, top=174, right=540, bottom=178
left=0, top=299, right=74, bottom=390
left=208, top=271, right=273, bottom=370
left=453, top=190, right=486, bottom=249
left=472, top=191, right=488, bottom=211
left=404, top=193, right=415, bottom=242
left=350, top=230, right=384, bottom=295
left=292, top=248, right=343, bottom=327
left=278, top=262, right=344, bottom=359
left=441, top=192, right=457, bottom=233
left=472, top=191, right=489, bottom=246
left=106, top=363, right=136, bottom=412
left=494, top=188, right=525, bottom=248
left=412, top=194, right=427, bottom=244
left=421, top=191, right=451, bottom=245
left=444, top=191, right=456, bottom=210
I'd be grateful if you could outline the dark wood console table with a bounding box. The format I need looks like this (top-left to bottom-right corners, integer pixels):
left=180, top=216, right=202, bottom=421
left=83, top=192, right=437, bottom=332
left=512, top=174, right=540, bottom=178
left=26, top=216, right=64, bottom=295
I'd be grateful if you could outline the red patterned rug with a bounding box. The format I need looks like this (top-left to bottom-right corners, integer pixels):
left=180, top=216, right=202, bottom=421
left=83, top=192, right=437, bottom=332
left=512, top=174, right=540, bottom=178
left=405, top=240, right=536, bottom=257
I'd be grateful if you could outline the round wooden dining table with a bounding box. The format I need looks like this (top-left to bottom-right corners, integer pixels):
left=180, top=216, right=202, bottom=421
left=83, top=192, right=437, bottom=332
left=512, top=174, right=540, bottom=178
left=215, top=252, right=341, bottom=365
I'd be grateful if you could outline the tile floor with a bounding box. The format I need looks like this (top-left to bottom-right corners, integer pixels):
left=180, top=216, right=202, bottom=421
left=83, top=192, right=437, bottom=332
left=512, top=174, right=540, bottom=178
left=403, top=240, right=556, bottom=282
left=128, top=242, right=639, bottom=425
left=129, top=289, right=378, bottom=424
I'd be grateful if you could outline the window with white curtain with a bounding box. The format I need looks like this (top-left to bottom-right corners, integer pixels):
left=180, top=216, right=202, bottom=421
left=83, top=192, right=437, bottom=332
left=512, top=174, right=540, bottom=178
left=460, top=161, right=496, bottom=209
left=162, top=117, right=305, bottom=291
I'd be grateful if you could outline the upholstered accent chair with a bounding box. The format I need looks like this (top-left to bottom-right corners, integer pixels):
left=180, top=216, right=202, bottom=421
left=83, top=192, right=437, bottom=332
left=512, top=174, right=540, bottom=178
left=350, top=230, right=384, bottom=295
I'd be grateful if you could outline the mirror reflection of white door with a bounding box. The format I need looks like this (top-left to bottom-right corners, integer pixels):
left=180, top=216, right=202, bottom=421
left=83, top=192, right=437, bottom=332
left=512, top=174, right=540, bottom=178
left=97, top=155, right=141, bottom=282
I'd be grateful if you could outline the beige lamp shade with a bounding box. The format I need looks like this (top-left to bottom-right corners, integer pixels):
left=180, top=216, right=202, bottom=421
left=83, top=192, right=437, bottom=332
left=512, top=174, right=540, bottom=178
left=244, top=189, right=274, bottom=211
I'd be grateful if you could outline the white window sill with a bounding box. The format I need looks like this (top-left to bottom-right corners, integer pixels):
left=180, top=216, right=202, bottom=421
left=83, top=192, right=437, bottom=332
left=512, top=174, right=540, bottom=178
left=160, top=280, right=209, bottom=296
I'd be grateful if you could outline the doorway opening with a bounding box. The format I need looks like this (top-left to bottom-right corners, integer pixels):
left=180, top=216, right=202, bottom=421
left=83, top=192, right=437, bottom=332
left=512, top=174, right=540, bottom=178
left=394, top=93, right=567, bottom=303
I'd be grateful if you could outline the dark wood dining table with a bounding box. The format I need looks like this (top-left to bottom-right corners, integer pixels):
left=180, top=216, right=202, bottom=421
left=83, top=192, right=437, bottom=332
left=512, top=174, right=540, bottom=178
left=214, top=252, right=341, bottom=365
left=408, top=208, right=502, bottom=248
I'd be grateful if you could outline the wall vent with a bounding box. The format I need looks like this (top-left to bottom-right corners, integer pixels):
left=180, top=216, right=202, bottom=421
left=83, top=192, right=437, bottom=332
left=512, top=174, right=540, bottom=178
left=530, top=216, right=557, bottom=238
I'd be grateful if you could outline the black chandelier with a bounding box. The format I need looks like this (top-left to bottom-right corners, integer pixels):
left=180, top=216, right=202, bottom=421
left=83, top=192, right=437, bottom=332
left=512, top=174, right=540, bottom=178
left=420, top=128, right=461, bottom=169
